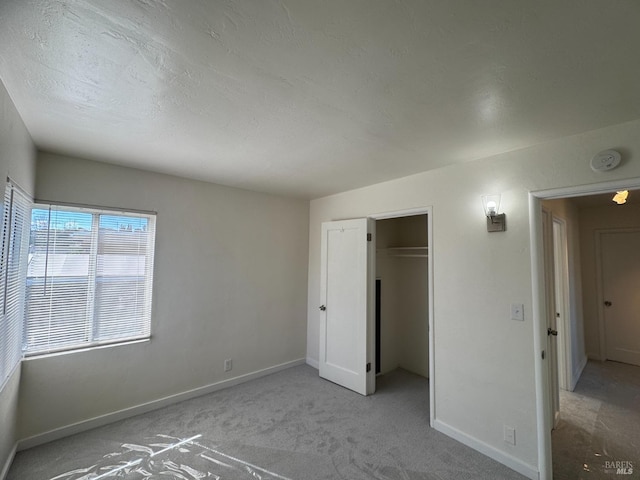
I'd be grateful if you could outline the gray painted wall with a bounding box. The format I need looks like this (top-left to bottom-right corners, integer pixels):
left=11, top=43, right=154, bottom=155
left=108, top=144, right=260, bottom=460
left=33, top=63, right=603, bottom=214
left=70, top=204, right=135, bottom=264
left=18, top=153, right=309, bottom=441
left=0, top=79, right=36, bottom=478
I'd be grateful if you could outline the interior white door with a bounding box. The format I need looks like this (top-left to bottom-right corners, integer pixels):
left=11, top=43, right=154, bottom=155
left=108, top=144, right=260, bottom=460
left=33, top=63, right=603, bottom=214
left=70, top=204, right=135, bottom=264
left=542, top=209, right=560, bottom=429
left=601, top=230, right=640, bottom=366
left=319, top=218, right=374, bottom=395
left=552, top=218, right=571, bottom=391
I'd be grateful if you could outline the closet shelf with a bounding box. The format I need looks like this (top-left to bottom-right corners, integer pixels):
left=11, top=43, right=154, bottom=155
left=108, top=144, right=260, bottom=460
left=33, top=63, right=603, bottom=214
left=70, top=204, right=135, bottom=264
left=377, top=246, right=428, bottom=258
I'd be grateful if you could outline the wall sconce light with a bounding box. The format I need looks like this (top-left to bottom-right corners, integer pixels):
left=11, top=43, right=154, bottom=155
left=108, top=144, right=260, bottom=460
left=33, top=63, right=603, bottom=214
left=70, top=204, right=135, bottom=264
left=482, top=194, right=506, bottom=232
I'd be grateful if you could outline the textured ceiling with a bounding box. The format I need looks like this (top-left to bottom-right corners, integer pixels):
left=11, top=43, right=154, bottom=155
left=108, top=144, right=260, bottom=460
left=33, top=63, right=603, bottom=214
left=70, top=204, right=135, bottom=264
left=1, top=1, right=639, bottom=198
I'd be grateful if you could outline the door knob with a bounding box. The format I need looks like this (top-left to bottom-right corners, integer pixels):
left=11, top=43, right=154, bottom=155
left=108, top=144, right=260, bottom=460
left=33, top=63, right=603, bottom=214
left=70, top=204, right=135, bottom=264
left=604, top=300, right=612, bottom=307
left=319, top=305, right=326, bottom=311
left=547, top=327, right=558, bottom=336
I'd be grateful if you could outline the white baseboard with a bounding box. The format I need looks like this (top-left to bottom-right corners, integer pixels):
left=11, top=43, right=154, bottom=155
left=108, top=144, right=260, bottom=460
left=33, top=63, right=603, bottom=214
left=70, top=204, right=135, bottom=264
left=570, top=355, right=588, bottom=391
left=306, top=356, right=319, bottom=369
left=433, top=419, right=538, bottom=480
left=1, top=443, right=17, bottom=480
left=18, top=358, right=306, bottom=451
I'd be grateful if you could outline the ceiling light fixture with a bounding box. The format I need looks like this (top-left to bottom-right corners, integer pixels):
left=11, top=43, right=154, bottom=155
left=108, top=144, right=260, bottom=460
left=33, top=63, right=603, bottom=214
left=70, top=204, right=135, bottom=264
left=612, top=190, right=628, bottom=205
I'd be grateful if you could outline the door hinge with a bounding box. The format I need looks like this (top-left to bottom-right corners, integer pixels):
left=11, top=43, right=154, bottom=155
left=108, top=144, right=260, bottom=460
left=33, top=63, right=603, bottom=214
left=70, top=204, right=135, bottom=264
left=366, top=362, right=371, bottom=372
left=367, top=233, right=372, bottom=242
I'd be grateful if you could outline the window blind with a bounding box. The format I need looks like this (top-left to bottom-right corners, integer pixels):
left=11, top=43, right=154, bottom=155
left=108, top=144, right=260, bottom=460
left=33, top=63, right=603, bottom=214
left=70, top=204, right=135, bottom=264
left=0, top=182, right=31, bottom=388
left=24, top=204, right=156, bottom=355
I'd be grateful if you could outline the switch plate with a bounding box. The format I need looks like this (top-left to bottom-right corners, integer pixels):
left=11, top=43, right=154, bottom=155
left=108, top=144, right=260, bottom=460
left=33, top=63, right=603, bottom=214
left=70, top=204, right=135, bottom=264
left=224, top=359, right=232, bottom=372
left=511, top=304, right=524, bottom=321
left=504, top=425, right=516, bottom=445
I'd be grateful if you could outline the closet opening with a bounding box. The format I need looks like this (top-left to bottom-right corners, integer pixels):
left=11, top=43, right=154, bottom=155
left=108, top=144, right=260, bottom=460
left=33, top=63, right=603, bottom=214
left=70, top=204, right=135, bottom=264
left=374, top=214, right=429, bottom=383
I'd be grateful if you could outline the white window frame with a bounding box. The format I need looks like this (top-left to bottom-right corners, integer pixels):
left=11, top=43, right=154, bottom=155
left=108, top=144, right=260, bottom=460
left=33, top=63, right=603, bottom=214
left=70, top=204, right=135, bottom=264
left=24, top=201, right=156, bottom=357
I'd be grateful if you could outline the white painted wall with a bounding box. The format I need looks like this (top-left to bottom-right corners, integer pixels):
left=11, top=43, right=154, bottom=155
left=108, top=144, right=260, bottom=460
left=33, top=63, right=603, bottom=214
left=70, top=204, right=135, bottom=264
left=307, top=118, right=640, bottom=477
left=18, top=152, right=309, bottom=442
left=578, top=202, right=640, bottom=360
left=0, top=79, right=36, bottom=478
left=541, top=198, right=586, bottom=390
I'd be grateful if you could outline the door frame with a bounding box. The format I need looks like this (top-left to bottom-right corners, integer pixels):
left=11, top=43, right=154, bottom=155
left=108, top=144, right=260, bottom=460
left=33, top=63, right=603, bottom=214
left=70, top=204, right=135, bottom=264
left=541, top=208, right=560, bottom=429
left=552, top=216, right=572, bottom=391
left=369, top=206, right=434, bottom=426
left=530, top=177, right=640, bottom=480
left=595, top=226, right=640, bottom=362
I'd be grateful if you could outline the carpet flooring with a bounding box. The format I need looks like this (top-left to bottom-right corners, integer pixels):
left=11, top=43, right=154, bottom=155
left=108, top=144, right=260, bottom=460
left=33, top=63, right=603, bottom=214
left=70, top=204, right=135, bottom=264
left=8, top=365, right=527, bottom=480
left=552, top=360, right=640, bottom=479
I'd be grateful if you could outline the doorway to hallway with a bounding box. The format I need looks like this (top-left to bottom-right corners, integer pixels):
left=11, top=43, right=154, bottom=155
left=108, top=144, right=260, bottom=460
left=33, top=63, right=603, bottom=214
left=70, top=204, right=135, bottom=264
left=532, top=180, right=640, bottom=480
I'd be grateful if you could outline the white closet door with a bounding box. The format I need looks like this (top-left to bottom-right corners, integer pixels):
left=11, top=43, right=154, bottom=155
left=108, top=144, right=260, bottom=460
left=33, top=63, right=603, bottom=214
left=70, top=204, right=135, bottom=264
left=319, top=218, right=374, bottom=395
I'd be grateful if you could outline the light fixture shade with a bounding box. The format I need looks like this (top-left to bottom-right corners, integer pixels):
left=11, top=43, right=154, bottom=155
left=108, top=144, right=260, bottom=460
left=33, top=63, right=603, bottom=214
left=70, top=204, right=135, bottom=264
left=612, top=190, right=628, bottom=205
left=481, top=194, right=501, bottom=216
left=481, top=194, right=506, bottom=232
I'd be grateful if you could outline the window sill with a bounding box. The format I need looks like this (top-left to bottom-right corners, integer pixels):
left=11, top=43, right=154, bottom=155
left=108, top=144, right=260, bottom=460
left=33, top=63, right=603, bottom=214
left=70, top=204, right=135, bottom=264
left=23, top=337, right=152, bottom=361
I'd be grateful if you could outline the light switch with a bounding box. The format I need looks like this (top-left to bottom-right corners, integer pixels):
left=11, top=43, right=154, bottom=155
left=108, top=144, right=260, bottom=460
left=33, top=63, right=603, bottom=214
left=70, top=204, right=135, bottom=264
left=504, top=425, right=516, bottom=445
left=511, top=304, right=524, bottom=321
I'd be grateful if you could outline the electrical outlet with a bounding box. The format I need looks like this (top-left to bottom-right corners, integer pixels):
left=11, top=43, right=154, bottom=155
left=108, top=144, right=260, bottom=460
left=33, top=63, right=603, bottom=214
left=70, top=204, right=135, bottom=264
left=224, top=358, right=232, bottom=372
left=504, top=425, right=516, bottom=445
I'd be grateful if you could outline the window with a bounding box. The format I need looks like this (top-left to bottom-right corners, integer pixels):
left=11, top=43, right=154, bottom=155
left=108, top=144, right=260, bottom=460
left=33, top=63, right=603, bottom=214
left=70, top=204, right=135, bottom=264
left=0, top=182, right=31, bottom=388
left=24, top=204, right=156, bottom=355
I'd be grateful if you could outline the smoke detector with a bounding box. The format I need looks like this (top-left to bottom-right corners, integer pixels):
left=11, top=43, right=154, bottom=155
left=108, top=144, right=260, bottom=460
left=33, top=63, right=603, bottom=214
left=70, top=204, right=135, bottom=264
left=591, top=149, right=621, bottom=172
